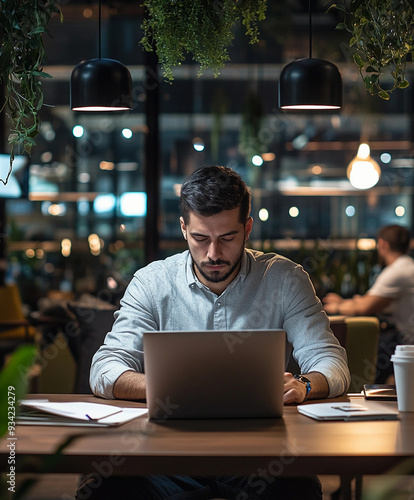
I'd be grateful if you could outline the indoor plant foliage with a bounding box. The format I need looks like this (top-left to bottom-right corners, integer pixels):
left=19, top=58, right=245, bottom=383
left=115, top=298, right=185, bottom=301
left=330, top=0, right=413, bottom=100
left=0, top=0, right=61, bottom=184
left=140, top=0, right=267, bottom=81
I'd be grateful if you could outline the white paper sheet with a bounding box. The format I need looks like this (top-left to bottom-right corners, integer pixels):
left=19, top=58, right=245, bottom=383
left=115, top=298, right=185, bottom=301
left=18, top=400, right=148, bottom=426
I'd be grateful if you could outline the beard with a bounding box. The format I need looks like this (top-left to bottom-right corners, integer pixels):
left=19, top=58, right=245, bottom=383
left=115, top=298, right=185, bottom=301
left=191, top=247, right=244, bottom=284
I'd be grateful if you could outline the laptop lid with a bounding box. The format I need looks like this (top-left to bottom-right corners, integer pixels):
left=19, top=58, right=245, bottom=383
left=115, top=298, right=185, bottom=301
left=143, top=329, right=286, bottom=420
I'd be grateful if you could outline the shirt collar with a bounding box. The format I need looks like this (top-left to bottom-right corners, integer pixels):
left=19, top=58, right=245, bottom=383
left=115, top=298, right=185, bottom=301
left=239, top=250, right=249, bottom=282
left=185, top=251, right=198, bottom=287
left=185, top=249, right=250, bottom=289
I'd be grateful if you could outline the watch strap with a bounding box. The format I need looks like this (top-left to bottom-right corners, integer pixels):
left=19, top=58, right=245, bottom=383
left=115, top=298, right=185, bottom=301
left=294, top=374, right=311, bottom=399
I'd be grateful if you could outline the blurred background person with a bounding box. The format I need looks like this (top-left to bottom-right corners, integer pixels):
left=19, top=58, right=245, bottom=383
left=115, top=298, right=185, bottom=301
left=323, top=224, right=414, bottom=383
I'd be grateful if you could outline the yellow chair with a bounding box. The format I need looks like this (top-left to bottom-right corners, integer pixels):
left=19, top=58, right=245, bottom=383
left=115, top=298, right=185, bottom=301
left=0, top=284, right=37, bottom=340
left=0, top=284, right=37, bottom=366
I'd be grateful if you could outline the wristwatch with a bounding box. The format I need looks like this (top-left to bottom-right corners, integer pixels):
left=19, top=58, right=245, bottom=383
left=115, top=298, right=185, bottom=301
left=294, top=374, right=312, bottom=400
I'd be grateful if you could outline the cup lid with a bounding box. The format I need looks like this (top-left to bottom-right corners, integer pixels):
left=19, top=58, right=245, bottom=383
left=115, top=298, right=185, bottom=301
left=395, top=345, right=414, bottom=350
left=391, top=354, right=414, bottom=362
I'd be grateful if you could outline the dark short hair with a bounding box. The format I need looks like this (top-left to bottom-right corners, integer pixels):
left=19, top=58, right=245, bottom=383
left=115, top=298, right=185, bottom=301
left=377, top=224, right=411, bottom=254
left=180, top=165, right=251, bottom=225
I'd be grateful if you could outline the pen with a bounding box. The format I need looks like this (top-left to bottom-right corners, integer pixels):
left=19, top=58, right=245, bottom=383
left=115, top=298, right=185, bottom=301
left=85, top=409, right=123, bottom=421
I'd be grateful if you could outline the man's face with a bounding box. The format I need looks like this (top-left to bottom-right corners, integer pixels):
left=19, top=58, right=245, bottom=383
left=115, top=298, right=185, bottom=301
left=180, top=208, right=253, bottom=294
left=377, top=238, right=388, bottom=267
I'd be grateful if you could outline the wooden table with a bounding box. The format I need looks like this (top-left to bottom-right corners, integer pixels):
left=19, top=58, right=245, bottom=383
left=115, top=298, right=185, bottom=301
left=1, top=394, right=413, bottom=479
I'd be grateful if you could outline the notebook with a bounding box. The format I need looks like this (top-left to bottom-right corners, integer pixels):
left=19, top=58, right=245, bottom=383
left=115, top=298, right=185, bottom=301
left=17, top=400, right=148, bottom=427
left=297, top=401, right=399, bottom=421
left=143, top=329, right=286, bottom=420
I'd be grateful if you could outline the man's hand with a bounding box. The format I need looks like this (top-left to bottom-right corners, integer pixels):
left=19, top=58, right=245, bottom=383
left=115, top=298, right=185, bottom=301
left=283, top=372, right=308, bottom=404
left=322, top=292, right=343, bottom=315
left=283, top=371, right=330, bottom=404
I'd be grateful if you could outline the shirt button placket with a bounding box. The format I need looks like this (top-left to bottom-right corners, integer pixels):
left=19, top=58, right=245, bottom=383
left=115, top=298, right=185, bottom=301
left=213, top=299, right=226, bottom=329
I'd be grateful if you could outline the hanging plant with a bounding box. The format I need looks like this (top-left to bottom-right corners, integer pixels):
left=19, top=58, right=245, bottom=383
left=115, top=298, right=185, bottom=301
left=329, top=0, right=413, bottom=100
left=0, top=0, right=62, bottom=184
left=140, top=0, right=267, bottom=81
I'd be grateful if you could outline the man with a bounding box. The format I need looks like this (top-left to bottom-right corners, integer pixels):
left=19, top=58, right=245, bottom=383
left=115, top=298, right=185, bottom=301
left=84, top=165, right=350, bottom=500
left=323, top=224, right=414, bottom=382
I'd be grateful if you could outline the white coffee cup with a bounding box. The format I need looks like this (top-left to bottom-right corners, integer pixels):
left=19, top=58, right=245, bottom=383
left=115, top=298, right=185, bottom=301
left=391, top=354, right=414, bottom=411
left=395, top=345, right=414, bottom=354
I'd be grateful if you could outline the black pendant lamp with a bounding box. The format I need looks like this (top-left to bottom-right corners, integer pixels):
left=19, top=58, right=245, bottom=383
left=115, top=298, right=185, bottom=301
left=278, top=0, right=342, bottom=110
left=70, top=0, right=132, bottom=112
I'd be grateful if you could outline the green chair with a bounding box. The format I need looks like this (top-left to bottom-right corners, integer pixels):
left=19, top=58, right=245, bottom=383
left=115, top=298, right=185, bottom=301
left=344, top=316, right=380, bottom=393
left=331, top=316, right=380, bottom=393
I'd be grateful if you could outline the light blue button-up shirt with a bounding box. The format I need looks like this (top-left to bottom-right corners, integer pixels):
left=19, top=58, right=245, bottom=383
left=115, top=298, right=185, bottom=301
left=90, top=249, right=350, bottom=399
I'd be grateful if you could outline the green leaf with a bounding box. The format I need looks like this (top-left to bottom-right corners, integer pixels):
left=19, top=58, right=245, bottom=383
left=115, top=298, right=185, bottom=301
left=363, top=75, right=373, bottom=90
left=378, top=90, right=390, bottom=100
left=8, top=133, right=19, bottom=143
left=399, top=80, right=410, bottom=89
left=29, top=128, right=39, bottom=138
left=353, top=53, right=365, bottom=69
left=335, top=22, right=348, bottom=30
left=29, top=26, right=46, bottom=35
left=0, top=345, right=37, bottom=438
left=36, top=93, right=44, bottom=110
left=330, top=3, right=347, bottom=13
left=24, top=136, right=36, bottom=146
left=31, top=70, right=53, bottom=78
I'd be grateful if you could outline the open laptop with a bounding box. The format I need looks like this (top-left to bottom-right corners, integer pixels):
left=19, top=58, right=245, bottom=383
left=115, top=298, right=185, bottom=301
left=143, top=329, right=286, bottom=420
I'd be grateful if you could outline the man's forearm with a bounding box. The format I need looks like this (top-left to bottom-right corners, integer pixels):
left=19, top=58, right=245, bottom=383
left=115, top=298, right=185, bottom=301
left=113, top=370, right=146, bottom=400
left=328, top=292, right=391, bottom=317
left=336, top=298, right=356, bottom=316
left=305, top=371, right=330, bottom=399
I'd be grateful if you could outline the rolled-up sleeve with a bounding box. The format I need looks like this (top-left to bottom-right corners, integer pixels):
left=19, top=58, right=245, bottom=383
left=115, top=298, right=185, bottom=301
left=282, top=265, right=351, bottom=397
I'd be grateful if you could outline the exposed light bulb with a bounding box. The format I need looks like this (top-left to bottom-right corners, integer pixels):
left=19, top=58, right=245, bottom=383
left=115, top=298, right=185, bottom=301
left=192, top=137, right=205, bottom=152
left=347, top=143, right=381, bottom=190
left=252, top=155, right=263, bottom=166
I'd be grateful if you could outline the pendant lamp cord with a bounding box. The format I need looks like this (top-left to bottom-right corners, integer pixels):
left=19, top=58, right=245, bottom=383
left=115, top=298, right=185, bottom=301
left=98, top=0, right=102, bottom=59
left=308, top=0, right=312, bottom=59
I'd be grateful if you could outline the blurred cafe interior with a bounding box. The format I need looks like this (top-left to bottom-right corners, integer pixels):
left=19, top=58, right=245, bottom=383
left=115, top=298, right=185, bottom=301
left=0, top=0, right=413, bottom=392
left=0, top=2, right=414, bottom=499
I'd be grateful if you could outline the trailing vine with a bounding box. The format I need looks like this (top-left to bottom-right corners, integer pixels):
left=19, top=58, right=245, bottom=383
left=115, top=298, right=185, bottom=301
left=329, top=0, right=413, bottom=100
left=140, top=0, right=267, bottom=81
left=0, top=0, right=61, bottom=184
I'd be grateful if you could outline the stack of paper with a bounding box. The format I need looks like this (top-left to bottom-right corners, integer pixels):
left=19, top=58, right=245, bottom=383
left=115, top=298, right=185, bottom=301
left=18, top=400, right=148, bottom=427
